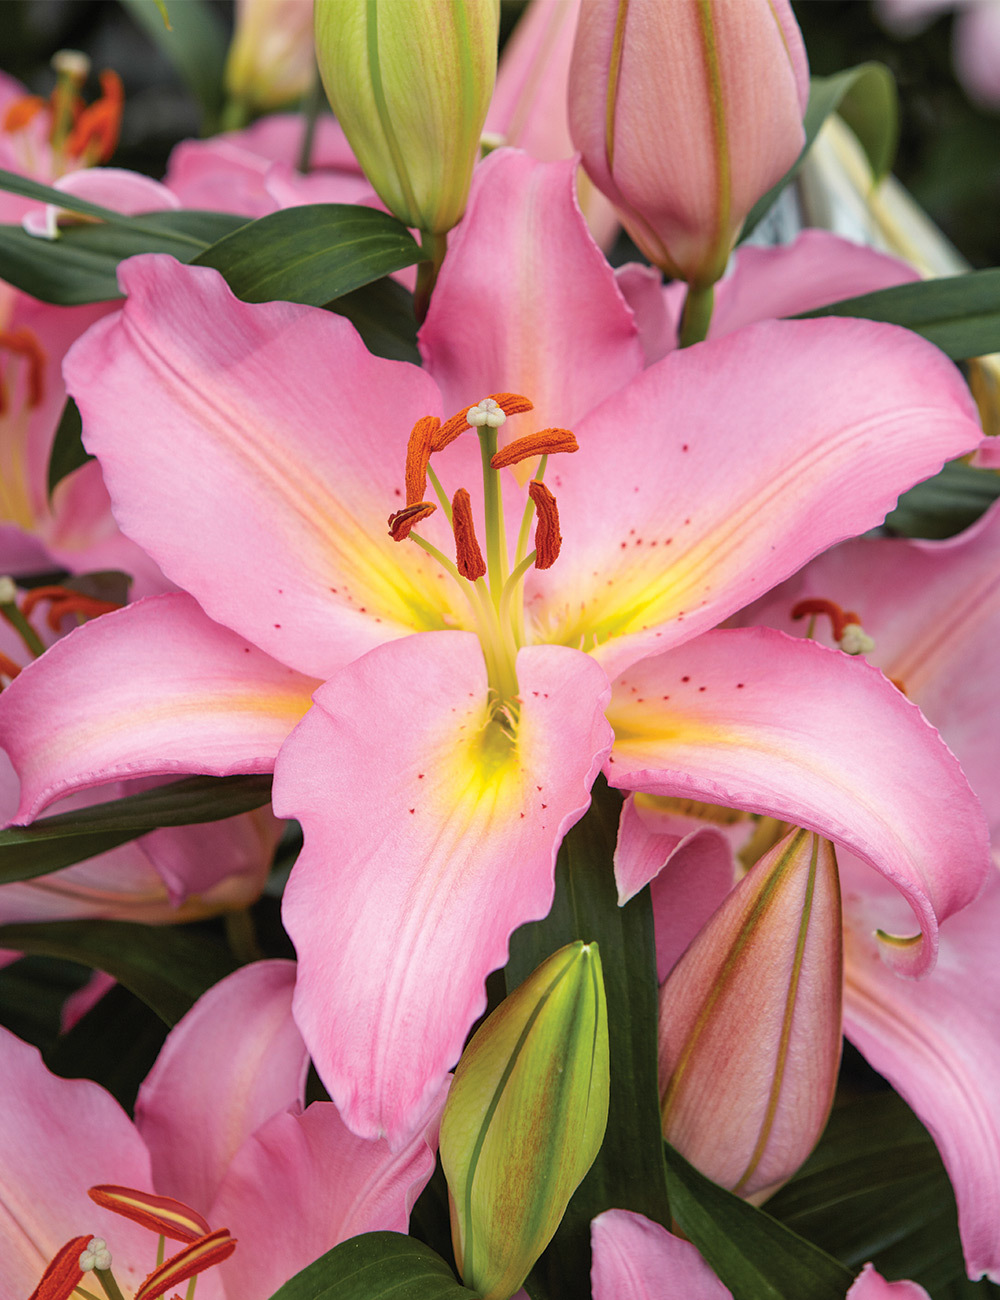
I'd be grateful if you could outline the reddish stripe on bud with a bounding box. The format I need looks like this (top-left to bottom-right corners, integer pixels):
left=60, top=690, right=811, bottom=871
left=134, top=1228, right=236, bottom=1300
left=790, top=598, right=860, bottom=642
left=0, top=327, right=46, bottom=408
left=388, top=501, right=436, bottom=541
left=528, top=481, right=562, bottom=570
left=29, top=1236, right=91, bottom=1300
left=490, top=428, right=578, bottom=469
left=451, top=488, right=487, bottom=580
left=405, top=416, right=441, bottom=505
left=89, top=1184, right=211, bottom=1243
left=433, top=393, right=535, bottom=452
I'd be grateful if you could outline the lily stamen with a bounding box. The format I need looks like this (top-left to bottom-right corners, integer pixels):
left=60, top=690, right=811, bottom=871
left=527, top=481, right=562, bottom=570
left=0, top=327, right=47, bottom=413
left=791, top=598, right=873, bottom=653
left=451, top=488, right=487, bottom=581
left=490, top=427, right=578, bottom=469
left=21, top=585, right=122, bottom=632
left=404, top=415, right=441, bottom=505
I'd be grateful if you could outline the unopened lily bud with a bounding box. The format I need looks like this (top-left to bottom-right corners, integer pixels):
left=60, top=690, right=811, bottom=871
left=659, top=828, right=842, bottom=1201
left=568, top=0, right=809, bottom=288
left=225, top=0, right=316, bottom=114
left=314, top=0, right=499, bottom=233
left=440, top=941, right=610, bottom=1300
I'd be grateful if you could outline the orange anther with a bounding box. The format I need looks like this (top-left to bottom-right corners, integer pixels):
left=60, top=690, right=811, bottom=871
left=491, top=427, right=578, bottom=470
left=89, top=1185, right=211, bottom=1243
left=135, top=1228, right=237, bottom=1300
left=2, top=94, right=45, bottom=133
left=21, top=585, right=121, bottom=631
left=66, top=69, right=123, bottom=163
left=0, top=650, right=22, bottom=683
left=528, top=481, right=562, bottom=570
left=433, top=392, right=535, bottom=452
left=29, top=1235, right=91, bottom=1300
left=0, top=327, right=46, bottom=409
left=388, top=500, right=436, bottom=541
left=404, top=415, right=440, bottom=506
left=451, top=487, right=486, bottom=580
left=790, top=598, right=860, bottom=643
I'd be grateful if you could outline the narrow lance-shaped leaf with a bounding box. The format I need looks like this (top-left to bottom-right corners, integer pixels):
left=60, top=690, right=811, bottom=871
left=0, top=774, right=273, bottom=884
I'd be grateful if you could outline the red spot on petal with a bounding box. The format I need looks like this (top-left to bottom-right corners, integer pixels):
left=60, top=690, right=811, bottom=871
left=681, top=675, right=690, bottom=683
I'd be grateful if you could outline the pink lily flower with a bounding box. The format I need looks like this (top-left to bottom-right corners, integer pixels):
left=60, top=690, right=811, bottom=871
left=590, top=1209, right=930, bottom=1299
left=0, top=149, right=989, bottom=1151
left=9, top=960, right=441, bottom=1300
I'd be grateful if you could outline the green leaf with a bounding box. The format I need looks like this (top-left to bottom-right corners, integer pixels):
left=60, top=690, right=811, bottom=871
left=193, top=203, right=422, bottom=307
left=265, top=1233, right=476, bottom=1300
left=886, top=460, right=1000, bottom=539
left=329, top=277, right=420, bottom=363
left=766, top=1092, right=973, bottom=1294
left=0, top=774, right=273, bottom=884
left=743, top=64, right=898, bottom=240
left=118, top=0, right=228, bottom=131
left=48, top=398, right=92, bottom=496
left=0, top=919, right=236, bottom=1025
left=0, top=210, right=247, bottom=305
left=663, top=1142, right=853, bottom=1300
left=795, top=267, right=1000, bottom=360
left=506, top=777, right=671, bottom=1300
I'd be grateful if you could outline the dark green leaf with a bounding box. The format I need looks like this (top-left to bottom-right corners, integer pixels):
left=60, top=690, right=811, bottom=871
left=886, top=460, right=1000, bottom=539
left=743, top=64, right=898, bottom=240
left=0, top=774, right=273, bottom=883
left=766, top=1092, right=972, bottom=1294
left=48, top=398, right=91, bottom=496
left=193, top=204, right=422, bottom=307
left=0, top=919, right=236, bottom=1025
left=46, top=980, right=170, bottom=1110
left=329, top=277, right=420, bottom=363
left=0, top=955, right=90, bottom=1051
left=506, top=777, right=671, bottom=1300
left=795, top=267, right=1000, bottom=360
left=0, top=210, right=246, bottom=305
left=266, top=1232, right=476, bottom=1300
left=663, top=1142, right=853, bottom=1300
left=118, top=0, right=229, bottom=130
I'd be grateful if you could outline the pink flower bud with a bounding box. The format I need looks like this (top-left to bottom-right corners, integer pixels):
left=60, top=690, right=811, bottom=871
left=659, top=828, right=842, bottom=1201
left=568, top=0, right=809, bottom=287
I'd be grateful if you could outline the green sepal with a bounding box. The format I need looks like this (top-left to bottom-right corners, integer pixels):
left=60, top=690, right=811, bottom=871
left=192, top=203, right=422, bottom=307
left=663, top=1142, right=853, bottom=1300
left=0, top=774, right=272, bottom=884
left=0, top=919, right=236, bottom=1025
left=264, top=1232, right=478, bottom=1300
left=47, top=397, right=91, bottom=497
left=743, top=63, right=898, bottom=240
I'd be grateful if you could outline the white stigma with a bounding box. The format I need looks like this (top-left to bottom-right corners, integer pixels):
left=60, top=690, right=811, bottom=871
left=80, top=1238, right=112, bottom=1272
left=468, top=398, right=506, bottom=429
left=0, top=576, right=17, bottom=605
left=51, top=49, right=91, bottom=81
left=839, top=623, right=875, bottom=656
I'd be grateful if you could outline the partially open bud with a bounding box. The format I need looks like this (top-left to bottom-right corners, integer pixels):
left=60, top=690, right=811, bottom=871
left=568, top=0, right=809, bottom=288
left=440, top=941, right=610, bottom=1300
left=659, top=828, right=842, bottom=1201
left=314, top=0, right=499, bottom=233
left=225, top=0, right=316, bottom=114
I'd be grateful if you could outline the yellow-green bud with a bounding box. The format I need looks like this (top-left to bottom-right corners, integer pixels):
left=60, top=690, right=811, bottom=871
left=440, top=941, right=610, bottom=1300
left=314, top=0, right=499, bottom=233
left=225, top=0, right=317, bottom=114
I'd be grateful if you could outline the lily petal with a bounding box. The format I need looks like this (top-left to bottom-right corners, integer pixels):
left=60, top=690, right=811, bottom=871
left=420, top=149, right=643, bottom=474
left=275, top=630, right=612, bottom=1145
left=847, top=1262, right=931, bottom=1298
left=529, top=316, right=983, bottom=681
left=605, top=627, right=990, bottom=975
left=210, top=1089, right=444, bottom=1300
left=591, top=1209, right=732, bottom=1300
left=0, top=593, right=315, bottom=821
left=64, top=255, right=467, bottom=680
left=841, top=856, right=1000, bottom=1284
left=135, top=961, right=307, bottom=1216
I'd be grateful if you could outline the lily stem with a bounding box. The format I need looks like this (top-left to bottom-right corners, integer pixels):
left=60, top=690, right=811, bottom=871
left=677, top=283, right=715, bottom=348
left=413, top=230, right=448, bottom=325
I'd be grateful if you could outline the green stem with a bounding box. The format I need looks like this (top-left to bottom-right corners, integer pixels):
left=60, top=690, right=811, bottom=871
left=677, top=283, right=715, bottom=348
left=296, top=72, right=325, bottom=173
left=1, top=600, right=45, bottom=659
left=219, top=97, right=251, bottom=133
left=478, top=427, right=508, bottom=603
left=94, top=1268, right=127, bottom=1300
left=413, top=230, right=448, bottom=325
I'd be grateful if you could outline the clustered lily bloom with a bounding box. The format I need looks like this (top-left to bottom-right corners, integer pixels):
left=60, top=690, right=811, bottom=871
left=0, top=147, right=989, bottom=1157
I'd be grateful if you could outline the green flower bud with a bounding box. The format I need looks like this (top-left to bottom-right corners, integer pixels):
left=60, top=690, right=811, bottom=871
left=440, top=941, right=610, bottom=1300
left=314, top=0, right=499, bottom=234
